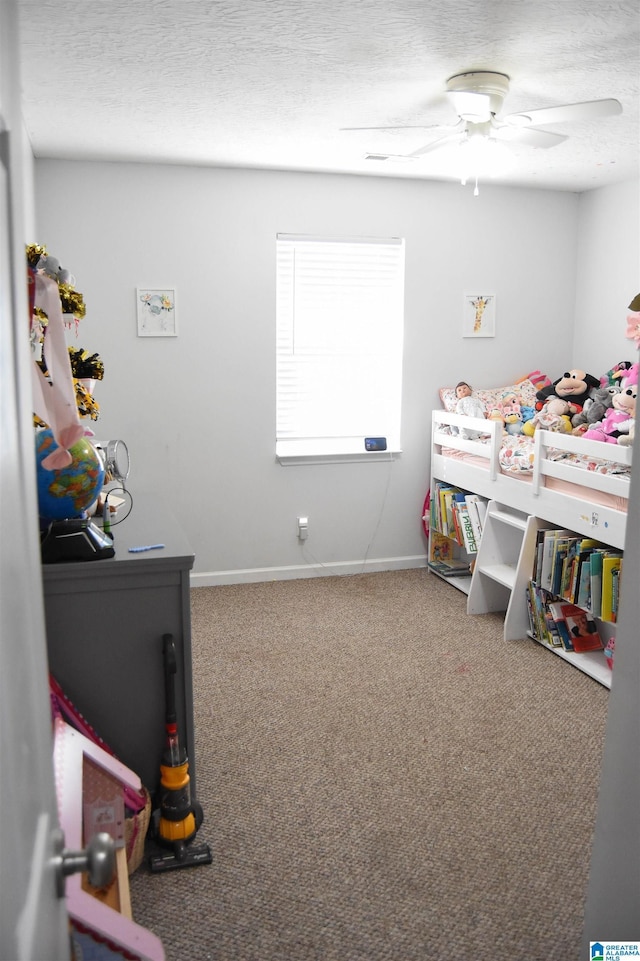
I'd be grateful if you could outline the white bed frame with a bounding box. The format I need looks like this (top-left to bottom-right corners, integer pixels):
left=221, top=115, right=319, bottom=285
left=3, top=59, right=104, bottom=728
left=431, top=409, right=632, bottom=550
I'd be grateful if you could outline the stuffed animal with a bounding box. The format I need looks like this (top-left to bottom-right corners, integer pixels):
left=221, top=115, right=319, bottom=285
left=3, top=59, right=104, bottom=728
left=618, top=423, right=634, bottom=447
left=600, top=361, right=633, bottom=388
left=499, top=390, right=523, bottom=435
left=522, top=396, right=575, bottom=436
left=583, top=363, right=638, bottom=444
left=571, top=385, right=620, bottom=432
left=536, top=368, right=600, bottom=412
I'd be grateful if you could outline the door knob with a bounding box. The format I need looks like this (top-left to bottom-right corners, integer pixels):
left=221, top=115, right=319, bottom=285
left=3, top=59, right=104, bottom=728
left=52, top=828, right=116, bottom=898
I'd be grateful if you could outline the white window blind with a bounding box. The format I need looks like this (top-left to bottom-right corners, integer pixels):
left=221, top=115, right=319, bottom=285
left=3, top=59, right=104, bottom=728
left=276, top=234, right=405, bottom=460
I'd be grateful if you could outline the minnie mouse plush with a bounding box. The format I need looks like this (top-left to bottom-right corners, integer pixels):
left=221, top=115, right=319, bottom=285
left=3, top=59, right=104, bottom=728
left=583, top=363, right=638, bottom=444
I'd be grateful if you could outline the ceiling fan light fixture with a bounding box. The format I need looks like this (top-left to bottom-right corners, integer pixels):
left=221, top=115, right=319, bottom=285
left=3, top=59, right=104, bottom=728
left=453, top=92, right=492, bottom=123
left=454, top=136, right=515, bottom=191
left=447, top=70, right=511, bottom=118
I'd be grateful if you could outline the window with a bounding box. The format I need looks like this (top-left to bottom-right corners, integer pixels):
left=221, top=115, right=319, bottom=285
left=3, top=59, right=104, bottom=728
left=276, top=234, right=405, bottom=462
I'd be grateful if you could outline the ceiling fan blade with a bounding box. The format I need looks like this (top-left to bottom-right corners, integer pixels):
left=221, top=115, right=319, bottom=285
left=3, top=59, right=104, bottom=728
left=406, top=131, right=465, bottom=158
left=340, top=123, right=453, bottom=132
left=494, top=125, right=567, bottom=148
left=504, top=98, right=622, bottom=128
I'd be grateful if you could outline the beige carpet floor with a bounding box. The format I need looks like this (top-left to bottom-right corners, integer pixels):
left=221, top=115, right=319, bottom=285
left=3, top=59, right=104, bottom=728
left=129, top=568, right=609, bottom=961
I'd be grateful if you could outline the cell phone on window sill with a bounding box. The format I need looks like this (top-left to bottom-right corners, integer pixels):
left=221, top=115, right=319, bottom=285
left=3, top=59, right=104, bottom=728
left=364, top=437, right=387, bottom=452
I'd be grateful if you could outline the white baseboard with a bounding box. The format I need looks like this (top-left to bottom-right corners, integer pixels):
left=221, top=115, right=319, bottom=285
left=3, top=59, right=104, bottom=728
left=190, top=555, right=426, bottom=588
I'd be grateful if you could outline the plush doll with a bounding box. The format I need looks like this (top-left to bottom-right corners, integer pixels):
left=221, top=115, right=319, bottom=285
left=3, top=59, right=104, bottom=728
left=618, top=423, right=635, bottom=447
left=583, top=363, right=638, bottom=444
left=453, top=381, right=486, bottom=439
left=522, top=396, right=574, bottom=436
left=536, top=368, right=600, bottom=412
left=600, top=361, right=633, bottom=388
left=498, top=390, right=523, bottom=435
left=571, top=385, right=620, bottom=432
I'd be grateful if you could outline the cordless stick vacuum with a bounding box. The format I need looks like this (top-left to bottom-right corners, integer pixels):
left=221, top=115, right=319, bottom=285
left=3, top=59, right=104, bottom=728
left=148, top=634, right=212, bottom=872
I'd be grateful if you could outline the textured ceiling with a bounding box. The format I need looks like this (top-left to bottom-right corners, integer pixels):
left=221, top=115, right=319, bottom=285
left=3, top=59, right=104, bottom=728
left=17, top=0, right=640, bottom=191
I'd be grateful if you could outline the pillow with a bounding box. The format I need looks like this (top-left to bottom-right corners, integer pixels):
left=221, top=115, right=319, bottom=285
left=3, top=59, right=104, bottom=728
left=439, top=378, right=539, bottom=414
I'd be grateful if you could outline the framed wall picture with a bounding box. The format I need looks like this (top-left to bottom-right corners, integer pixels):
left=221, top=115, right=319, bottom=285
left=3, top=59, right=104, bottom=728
left=136, top=287, right=177, bottom=337
left=463, top=292, right=496, bottom=338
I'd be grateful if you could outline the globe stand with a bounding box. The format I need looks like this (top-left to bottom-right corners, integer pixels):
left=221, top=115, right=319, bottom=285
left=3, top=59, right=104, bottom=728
left=41, top=517, right=115, bottom=564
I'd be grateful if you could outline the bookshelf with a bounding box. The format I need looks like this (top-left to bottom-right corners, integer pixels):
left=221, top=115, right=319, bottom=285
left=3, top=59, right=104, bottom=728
left=427, top=483, right=619, bottom=687
left=525, top=527, right=620, bottom=688
left=426, top=480, right=487, bottom=595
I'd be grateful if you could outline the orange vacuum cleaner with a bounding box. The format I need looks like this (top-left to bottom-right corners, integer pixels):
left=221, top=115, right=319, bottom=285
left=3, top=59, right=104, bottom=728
left=148, top=634, right=212, bottom=872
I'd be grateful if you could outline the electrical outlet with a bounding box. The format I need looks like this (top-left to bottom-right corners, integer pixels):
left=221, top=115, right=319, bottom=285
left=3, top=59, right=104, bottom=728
left=297, top=516, right=309, bottom=540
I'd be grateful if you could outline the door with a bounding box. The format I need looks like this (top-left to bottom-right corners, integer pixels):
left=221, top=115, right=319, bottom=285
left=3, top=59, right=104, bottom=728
left=0, top=14, right=70, bottom=954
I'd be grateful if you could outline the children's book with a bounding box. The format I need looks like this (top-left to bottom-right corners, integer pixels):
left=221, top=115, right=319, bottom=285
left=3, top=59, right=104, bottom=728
left=589, top=550, right=604, bottom=618
left=532, top=528, right=550, bottom=585
left=601, top=553, right=623, bottom=622
left=559, top=603, right=603, bottom=652
left=539, top=530, right=571, bottom=593
left=429, top=531, right=454, bottom=564
left=456, top=501, right=478, bottom=554
left=464, top=493, right=484, bottom=545
left=547, top=601, right=574, bottom=651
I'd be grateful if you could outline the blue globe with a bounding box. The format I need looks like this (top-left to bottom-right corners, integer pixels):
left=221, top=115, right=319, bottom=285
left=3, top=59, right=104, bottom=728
left=35, top=429, right=105, bottom=520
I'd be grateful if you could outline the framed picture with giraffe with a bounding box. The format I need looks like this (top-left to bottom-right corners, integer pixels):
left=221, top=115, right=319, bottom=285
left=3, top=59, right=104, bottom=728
left=463, top=292, right=496, bottom=338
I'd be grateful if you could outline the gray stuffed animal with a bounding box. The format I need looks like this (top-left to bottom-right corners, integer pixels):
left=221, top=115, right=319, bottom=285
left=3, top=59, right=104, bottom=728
left=571, top=385, right=620, bottom=429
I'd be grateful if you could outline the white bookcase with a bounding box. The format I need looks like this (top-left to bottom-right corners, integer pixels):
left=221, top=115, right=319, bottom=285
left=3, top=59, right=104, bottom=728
left=428, top=487, right=617, bottom=688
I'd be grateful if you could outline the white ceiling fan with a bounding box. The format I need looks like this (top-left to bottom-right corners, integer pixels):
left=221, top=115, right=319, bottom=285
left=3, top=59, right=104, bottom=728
left=344, top=71, right=622, bottom=163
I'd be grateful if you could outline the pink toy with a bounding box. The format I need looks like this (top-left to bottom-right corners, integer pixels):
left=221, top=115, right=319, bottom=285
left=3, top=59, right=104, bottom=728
left=584, top=362, right=638, bottom=444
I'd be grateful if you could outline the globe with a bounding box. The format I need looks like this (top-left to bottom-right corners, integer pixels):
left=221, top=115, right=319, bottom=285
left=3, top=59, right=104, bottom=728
left=35, top=428, right=105, bottom=520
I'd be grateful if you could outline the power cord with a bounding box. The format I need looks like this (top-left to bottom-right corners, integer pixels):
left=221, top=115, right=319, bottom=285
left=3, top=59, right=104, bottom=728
left=102, top=487, right=134, bottom=536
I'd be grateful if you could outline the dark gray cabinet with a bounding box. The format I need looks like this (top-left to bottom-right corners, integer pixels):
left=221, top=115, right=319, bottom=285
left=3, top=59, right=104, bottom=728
left=41, top=497, right=196, bottom=799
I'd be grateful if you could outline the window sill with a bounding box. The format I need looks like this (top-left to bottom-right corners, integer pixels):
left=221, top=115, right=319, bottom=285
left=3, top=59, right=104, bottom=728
left=276, top=450, right=401, bottom=466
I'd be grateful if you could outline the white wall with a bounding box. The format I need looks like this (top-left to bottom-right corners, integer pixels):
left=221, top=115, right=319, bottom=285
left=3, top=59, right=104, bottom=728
left=36, top=159, right=630, bottom=582
left=574, top=178, right=640, bottom=373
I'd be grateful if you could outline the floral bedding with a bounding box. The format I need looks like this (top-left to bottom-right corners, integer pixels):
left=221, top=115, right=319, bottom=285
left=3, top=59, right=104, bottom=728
left=437, top=371, right=631, bottom=480
left=498, top=434, right=631, bottom=477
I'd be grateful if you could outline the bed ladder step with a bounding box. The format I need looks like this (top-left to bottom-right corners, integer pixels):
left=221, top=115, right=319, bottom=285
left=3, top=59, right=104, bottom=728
left=467, top=502, right=553, bottom=641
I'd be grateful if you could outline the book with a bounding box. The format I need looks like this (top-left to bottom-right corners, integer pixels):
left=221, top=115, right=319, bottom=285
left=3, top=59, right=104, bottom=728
left=611, top=567, right=621, bottom=621
left=532, top=528, right=547, bottom=584
left=464, top=493, right=485, bottom=545
left=539, top=530, right=571, bottom=593
left=547, top=600, right=574, bottom=651
left=429, top=531, right=455, bottom=565
left=589, top=550, right=604, bottom=618
left=457, top=502, right=478, bottom=554
left=552, top=536, right=575, bottom=597
left=428, top=559, right=472, bottom=577
left=559, top=603, right=603, bottom=652
left=601, top=554, right=623, bottom=622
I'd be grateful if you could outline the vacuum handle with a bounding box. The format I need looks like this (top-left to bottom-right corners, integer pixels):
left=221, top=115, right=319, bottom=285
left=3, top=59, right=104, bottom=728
left=162, top=633, right=177, bottom=724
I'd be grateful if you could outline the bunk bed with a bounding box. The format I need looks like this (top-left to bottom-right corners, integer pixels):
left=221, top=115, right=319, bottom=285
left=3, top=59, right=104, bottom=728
left=430, top=374, right=633, bottom=687
left=431, top=408, right=631, bottom=549
left=432, top=370, right=632, bottom=548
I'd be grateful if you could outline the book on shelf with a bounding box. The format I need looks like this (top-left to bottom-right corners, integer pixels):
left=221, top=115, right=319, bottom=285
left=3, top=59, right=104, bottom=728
left=428, top=558, right=472, bottom=577
left=589, top=549, right=604, bottom=618
left=532, top=528, right=547, bottom=585
left=455, top=501, right=478, bottom=554
left=559, top=603, right=603, bottom=652
left=601, top=553, right=623, bottom=622
left=527, top=582, right=562, bottom=648
left=546, top=600, right=575, bottom=651
left=463, top=493, right=486, bottom=544
left=539, top=529, right=572, bottom=594
left=429, top=531, right=455, bottom=564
